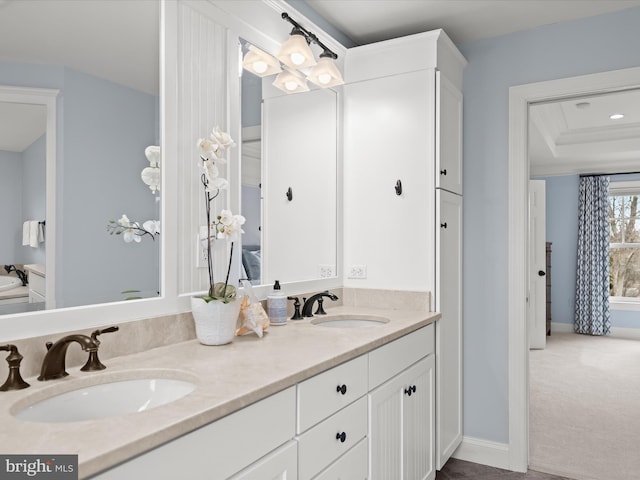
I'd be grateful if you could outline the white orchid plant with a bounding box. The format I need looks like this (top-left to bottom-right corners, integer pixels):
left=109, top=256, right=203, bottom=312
left=107, top=215, right=160, bottom=243
left=197, top=126, right=246, bottom=303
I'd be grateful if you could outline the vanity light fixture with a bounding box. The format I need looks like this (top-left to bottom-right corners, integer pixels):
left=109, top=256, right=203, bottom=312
left=242, top=44, right=282, bottom=77
left=272, top=67, right=310, bottom=94
left=278, top=12, right=344, bottom=88
left=141, top=145, right=161, bottom=194
left=277, top=20, right=317, bottom=69
left=610, top=113, right=625, bottom=120
left=307, top=51, right=344, bottom=88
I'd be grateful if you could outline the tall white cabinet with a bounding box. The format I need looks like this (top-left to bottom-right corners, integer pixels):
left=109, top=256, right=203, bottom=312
left=344, top=30, right=466, bottom=474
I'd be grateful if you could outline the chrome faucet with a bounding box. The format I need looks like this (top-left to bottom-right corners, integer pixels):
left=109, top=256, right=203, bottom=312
left=301, top=291, right=339, bottom=317
left=38, top=334, right=99, bottom=381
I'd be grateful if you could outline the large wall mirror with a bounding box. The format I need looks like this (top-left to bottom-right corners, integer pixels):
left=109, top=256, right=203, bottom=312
left=0, top=0, right=160, bottom=318
left=237, top=31, right=339, bottom=290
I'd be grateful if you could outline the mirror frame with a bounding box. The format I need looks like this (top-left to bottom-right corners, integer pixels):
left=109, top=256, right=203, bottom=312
left=0, top=0, right=181, bottom=342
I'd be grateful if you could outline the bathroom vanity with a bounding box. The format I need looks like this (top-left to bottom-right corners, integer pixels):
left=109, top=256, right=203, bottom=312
left=0, top=303, right=439, bottom=479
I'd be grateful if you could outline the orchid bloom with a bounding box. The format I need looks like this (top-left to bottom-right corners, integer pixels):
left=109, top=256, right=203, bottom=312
left=118, top=214, right=130, bottom=227
left=211, top=126, right=235, bottom=149
left=215, top=210, right=246, bottom=240
left=197, top=137, right=220, bottom=161
left=201, top=160, right=228, bottom=192
left=143, top=220, right=161, bottom=235
left=123, top=223, right=142, bottom=243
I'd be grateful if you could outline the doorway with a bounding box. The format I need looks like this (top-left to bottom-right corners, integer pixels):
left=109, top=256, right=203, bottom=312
left=507, top=66, right=640, bottom=471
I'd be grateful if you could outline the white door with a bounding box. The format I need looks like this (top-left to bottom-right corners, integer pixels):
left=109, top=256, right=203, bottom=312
left=529, top=180, right=546, bottom=349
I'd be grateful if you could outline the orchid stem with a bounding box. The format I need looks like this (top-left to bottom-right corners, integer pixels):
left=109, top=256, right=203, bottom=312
left=224, top=242, right=234, bottom=296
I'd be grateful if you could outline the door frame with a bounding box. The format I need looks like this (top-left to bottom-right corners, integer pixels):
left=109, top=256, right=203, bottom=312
left=507, top=65, right=640, bottom=471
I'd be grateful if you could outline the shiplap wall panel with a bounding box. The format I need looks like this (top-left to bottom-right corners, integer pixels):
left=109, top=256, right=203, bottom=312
left=177, top=2, right=229, bottom=294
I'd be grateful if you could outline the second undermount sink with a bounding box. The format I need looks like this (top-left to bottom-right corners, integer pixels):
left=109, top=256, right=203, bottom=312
left=13, top=376, right=196, bottom=423
left=310, top=314, right=389, bottom=328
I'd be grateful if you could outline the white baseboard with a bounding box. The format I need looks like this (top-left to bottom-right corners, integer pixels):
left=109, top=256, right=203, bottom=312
left=550, top=322, right=573, bottom=333
left=551, top=322, right=640, bottom=340
left=451, top=436, right=510, bottom=471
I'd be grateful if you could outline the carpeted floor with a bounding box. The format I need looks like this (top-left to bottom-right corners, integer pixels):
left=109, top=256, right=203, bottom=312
left=529, top=332, right=640, bottom=480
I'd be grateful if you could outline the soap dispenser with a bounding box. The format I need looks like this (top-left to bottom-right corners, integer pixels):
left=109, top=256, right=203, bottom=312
left=267, top=280, right=287, bottom=325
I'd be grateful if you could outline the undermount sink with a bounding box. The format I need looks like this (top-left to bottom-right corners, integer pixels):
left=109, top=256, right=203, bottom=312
left=13, top=376, right=196, bottom=423
left=310, top=314, right=389, bottom=328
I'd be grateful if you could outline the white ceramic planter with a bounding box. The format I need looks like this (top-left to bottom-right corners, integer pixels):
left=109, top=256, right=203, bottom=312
left=191, top=297, right=242, bottom=345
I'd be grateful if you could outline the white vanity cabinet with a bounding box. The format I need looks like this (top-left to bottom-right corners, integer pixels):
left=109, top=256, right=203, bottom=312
left=368, top=324, right=435, bottom=480
left=24, top=264, right=45, bottom=303
left=345, top=30, right=466, bottom=470
left=91, top=325, right=437, bottom=480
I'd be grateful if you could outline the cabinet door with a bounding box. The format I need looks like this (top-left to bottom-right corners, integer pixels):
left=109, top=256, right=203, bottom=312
left=403, top=356, right=435, bottom=480
left=435, top=72, right=463, bottom=195
left=435, top=189, right=463, bottom=469
left=369, top=356, right=435, bottom=480
left=344, top=69, right=436, bottom=291
left=230, top=441, right=297, bottom=480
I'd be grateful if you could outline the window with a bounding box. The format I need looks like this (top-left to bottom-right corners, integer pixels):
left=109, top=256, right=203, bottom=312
left=609, top=181, right=640, bottom=301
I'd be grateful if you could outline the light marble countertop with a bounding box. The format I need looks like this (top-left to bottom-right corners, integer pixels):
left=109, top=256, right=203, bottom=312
left=0, top=305, right=439, bottom=478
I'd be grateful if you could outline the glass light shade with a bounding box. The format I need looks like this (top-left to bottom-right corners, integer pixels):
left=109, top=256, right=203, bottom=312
left=307, top=56, right=344, bottom=88
left=276, top=32, right=316, bottom=69
left=272, top=68, right=310, bottom=94
left=242, top=45, right=282, bottom=77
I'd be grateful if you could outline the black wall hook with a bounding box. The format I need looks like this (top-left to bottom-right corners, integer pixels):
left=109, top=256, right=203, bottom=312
left=286, top=187, right=293, bottom=201
left=395, top=179, right=402, bottom=196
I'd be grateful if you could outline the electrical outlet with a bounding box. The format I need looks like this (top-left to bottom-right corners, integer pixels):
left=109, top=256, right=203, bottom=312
left=348, top=265, right=367, bottom=279
left=319, top=265, right=336, bottom=278
left=196, top=226, right=209, bottom=268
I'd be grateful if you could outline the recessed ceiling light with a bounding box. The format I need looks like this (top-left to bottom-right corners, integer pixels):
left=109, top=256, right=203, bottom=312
left=610, top=113, right=625, bottom=120
left=575, top=102, right=590, bottom=109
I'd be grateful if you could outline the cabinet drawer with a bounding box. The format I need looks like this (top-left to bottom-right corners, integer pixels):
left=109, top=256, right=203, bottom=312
left=94, top=387, right=296, bottom=480
left=313, top=437, right=367, bottom=480
left=297, top=354, right=367, bottom=433
left=298, top=395, right=367, bottom=480
left=230, top=440, right=297, bottom=480
left=369, top=324, right=434, bottom=389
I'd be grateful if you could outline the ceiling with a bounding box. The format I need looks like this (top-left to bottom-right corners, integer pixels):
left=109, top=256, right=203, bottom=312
left=2, top=0, right=640, bottom=165
left=529, top=89, right=640, bottom=177
left=303, top=0, right=640, bottom=46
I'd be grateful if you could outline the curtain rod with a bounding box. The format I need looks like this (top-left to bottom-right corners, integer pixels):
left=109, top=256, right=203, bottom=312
left=579, top=171, right=640, bottom=178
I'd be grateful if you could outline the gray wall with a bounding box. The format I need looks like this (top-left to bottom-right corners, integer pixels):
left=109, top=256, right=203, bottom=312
left=459, top=6, right=640, bottom=443
left=0, top=150, right=22, bottom=265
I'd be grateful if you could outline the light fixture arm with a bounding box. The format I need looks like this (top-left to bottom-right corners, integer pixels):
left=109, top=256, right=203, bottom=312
left=282, top=12, right=338, bottom=60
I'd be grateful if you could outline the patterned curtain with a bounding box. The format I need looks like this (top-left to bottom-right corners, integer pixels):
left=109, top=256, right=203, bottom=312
left=575, top=175, right=611, bottom=335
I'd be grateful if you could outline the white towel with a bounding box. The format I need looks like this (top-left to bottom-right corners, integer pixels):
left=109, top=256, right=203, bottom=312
left=28, top=221, right=40, bottom=248
left=22, top=221, right=30, bottom=246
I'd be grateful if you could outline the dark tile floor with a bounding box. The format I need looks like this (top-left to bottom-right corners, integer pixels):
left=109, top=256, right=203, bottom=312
left=436, top=459, right=573, bottom=480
